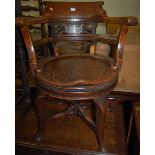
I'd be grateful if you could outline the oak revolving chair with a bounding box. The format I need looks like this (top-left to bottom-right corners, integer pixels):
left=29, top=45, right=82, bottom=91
left=16, top=4, right=138, bottom=152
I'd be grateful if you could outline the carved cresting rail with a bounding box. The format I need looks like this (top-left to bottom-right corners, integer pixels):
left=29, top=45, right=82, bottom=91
left=16, top=14, right=138, bottom=70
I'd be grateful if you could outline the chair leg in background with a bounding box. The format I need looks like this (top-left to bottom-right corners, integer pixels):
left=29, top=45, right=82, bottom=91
left=94, top=96, right=108, bottom=152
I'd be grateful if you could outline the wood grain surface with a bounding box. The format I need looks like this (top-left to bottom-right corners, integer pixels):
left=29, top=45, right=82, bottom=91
left=16, top=99, right=126, bottom=155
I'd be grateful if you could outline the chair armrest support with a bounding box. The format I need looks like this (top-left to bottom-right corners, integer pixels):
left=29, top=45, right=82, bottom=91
left=105, top=17, right=138, bottom=71
left=16, top=17, right=39, bottom=27
left=15, top=15, right=52, bottom=27
left=115, top=25, right=129, bottom=71
left=20, top=26, right=37, bottom=75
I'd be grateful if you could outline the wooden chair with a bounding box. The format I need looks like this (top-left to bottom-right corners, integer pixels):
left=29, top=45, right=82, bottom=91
left=15, top=2, right=138, bottom=153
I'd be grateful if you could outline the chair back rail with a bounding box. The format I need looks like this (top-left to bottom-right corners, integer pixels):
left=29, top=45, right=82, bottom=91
left=16, top=13, right=138, bottom=74
left=33, top=35, right=117, bottom=46
left=16, top=15, right=137, bottom=26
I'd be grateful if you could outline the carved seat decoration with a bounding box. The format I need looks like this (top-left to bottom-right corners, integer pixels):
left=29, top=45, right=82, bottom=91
left=16, top=1, right=138, bottom=153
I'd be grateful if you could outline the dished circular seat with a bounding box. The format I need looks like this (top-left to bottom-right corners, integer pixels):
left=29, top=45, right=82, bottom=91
left=35, top=54, right=119, bottom=93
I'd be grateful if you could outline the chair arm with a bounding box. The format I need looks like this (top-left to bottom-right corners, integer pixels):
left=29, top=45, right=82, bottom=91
left=15, top=17, right=39, bottom=27
left=20, top=26, right=38, bottom=75
left=114, top=25, right=129, bottom=71
left=15, top=15, right=52, bottom=27
left=105, top=17, right=138, bottom=71
left=105, top=16, right=138, bottom=26
left=16, top=16, right=138, bottom=27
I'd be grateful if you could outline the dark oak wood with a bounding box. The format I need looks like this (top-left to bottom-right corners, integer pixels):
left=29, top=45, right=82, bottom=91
left=33, top=34, right=117, bottom=46
left=126, top=101, right=140, bottom=155
left=21, top=0, right=48, bottom=56
left=35, top=94, right=47, bottom=141
left=16, top=2, right=138, bottom=153
left=16, top=14, right=137, bottom=69
left=94, top=96, right=108, bottom=152
left=16, top=15, right=138, bottom=27
left=109, top=91, right=140, bottom=101
left=16, top=98, right=126, bottom=155
left=36, top=54, right=118, bottom=86
left=43, top=1, right=106, bottom=22
left=42, top=2, right=105, bottom=56
left=132, top=102, right=140, bottom=141
left=15, top=0, right=31, bottom=104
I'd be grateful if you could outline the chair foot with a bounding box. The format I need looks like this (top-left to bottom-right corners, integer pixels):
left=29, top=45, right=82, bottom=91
left=98, top=146, right=107, bottom=153
left=35, top=133, right=43, bottom=142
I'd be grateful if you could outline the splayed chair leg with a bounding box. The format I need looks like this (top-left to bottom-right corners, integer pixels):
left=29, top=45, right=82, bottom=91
left=35, top=93, right=47, bottom=141
left=94, top=96, right=108, bottom=152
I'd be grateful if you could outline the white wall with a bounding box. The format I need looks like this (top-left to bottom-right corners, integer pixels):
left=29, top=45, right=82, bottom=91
left=104, top=0, right=140, bottom=17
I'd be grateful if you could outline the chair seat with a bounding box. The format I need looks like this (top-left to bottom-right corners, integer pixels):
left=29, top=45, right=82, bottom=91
left=35, top=54, right=119, bottom=90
